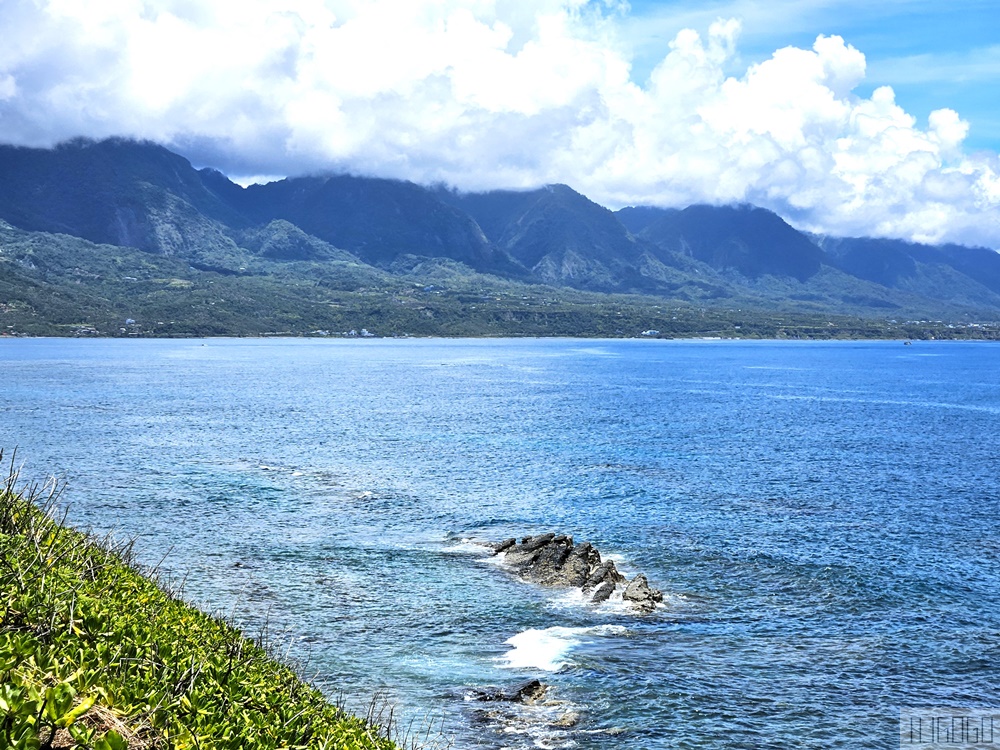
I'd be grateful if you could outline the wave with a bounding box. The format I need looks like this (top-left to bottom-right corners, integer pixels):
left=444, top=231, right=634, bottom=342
left=499, top=624, right=629, bottom=672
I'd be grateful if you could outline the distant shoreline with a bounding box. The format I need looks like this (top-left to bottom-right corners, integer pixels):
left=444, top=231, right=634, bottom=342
left=2, top=332, right=999, bottom=342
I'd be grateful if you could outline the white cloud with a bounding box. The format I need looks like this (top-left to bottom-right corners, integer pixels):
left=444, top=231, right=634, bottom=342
left=0, top=0, right=999, bottom=248
left=0, top=75, right=16, bottom=101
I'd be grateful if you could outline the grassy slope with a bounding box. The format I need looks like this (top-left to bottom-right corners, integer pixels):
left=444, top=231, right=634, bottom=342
left=0, top=460, right=399, bottom=750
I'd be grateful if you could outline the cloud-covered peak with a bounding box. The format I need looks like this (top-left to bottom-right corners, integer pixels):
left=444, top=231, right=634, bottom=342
left=0, top=0, right=998, bottom=248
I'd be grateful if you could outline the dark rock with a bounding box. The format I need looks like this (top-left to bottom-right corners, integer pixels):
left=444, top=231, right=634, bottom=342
left=529, top=538, right=575, bottom=585
left=583, top=559, right=625, bottom=591
left=519, top=533, right=556, bottom=552
left=492, top=538, right=516, bottom=555
left=471, top=679, right=548, bottom=704
left=622, top=573, right=663, bottom=613
left=590, top=580, right=616, bottom=603
left=493, top=532, right=661, bottom=613
left=468, top=707, right=504, bottom=725
left=562, top=542, right=601, bottom=587
left=510, top=679, right=548, bottom=704
left=503, top=547, right=540, bottom=569
left=504, top=533, right=563, bottom=571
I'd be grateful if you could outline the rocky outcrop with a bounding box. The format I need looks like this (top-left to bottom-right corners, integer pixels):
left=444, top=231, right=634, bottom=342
left=622, top=573, right=664, bottom=613
left=471, top=679, right=548, bottom=704
left=491, top=534, right=662, bottom=613
left=467, top=679, right=582, bottom=740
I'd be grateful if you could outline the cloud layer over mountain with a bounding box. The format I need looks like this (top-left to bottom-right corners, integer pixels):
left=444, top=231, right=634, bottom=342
left=2, top=0, right=999, bottom=248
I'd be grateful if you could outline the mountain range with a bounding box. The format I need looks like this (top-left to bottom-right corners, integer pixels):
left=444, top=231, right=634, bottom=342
left=1, top=137, right=999, bottom=337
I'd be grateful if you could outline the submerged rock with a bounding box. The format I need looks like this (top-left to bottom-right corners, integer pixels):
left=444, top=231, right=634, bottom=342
left=471, top=679, right=548, bottom=704
left=511, top=679, right=548, bottom=704
left=552, top=710, right=581, bottom=728
left=466, top=681, right=584, bottom=748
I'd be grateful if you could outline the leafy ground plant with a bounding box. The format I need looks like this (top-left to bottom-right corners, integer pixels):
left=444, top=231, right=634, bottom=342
left=0, top=451, right=400, bottom=750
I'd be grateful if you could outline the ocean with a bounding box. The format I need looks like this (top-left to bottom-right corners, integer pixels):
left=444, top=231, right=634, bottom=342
left=3, top=337, right=999, bottom=749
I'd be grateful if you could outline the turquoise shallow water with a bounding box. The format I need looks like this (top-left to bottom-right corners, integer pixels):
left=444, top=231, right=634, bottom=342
left=2, top=338, right=999, bottom=749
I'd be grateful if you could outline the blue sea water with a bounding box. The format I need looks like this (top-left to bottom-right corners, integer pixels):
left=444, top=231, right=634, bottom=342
left=2, top=337, right=999, bottom=749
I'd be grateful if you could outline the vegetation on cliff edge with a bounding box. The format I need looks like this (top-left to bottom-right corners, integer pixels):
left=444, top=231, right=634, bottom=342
left=0, top=454, right=399, bottom=750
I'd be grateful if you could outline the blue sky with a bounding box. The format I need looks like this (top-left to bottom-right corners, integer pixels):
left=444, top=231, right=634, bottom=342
left=1, top=0, right=999, bottom=246
left=623, top=0, right=1000, bottom=151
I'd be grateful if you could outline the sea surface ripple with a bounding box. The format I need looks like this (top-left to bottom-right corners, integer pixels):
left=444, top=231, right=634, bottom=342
left=2, top=338, right=999, bottom=749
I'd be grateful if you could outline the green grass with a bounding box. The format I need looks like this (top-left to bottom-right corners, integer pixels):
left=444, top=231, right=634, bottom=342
left=0, top=455, right=401, bottom=750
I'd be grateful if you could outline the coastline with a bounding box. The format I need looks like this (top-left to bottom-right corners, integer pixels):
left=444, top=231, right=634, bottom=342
left=2, top=330, right=999, bottom=341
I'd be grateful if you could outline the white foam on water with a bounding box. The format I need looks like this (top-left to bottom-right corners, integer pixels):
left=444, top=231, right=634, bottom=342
left=548, top=587, right=591, bottom=609
left=546, top=586, right=636, bottom=616
left=499, top=625, right=629, bottom=672
left=660, top=591, right=690, bottom=608
left=442, top=538, right=494, bottom=555
left=485, top=550, right=517, bottom=568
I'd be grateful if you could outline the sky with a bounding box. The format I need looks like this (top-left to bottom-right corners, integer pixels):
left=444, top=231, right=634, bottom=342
left=2, top=0, right=1000, bottom=248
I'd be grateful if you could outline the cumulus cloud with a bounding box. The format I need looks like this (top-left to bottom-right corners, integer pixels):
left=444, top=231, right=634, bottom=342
left=0, top=0, right=999, bottom=248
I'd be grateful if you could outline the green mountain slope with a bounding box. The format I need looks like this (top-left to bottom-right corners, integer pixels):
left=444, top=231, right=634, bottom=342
left=238, top=175, right=527, bottom=277
left=625, top=204, right=825, bottom=281
left=441, top=185, right=718, bottom=294
left=0, top=138, right=246, bottom=249
left=818, top=236, right=1000, bottom=309
left=1, top=137, right=999, bottom=337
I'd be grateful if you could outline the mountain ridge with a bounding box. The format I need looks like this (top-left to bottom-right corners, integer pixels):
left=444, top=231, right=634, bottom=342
left=1, top=137, right=999, bottom=337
